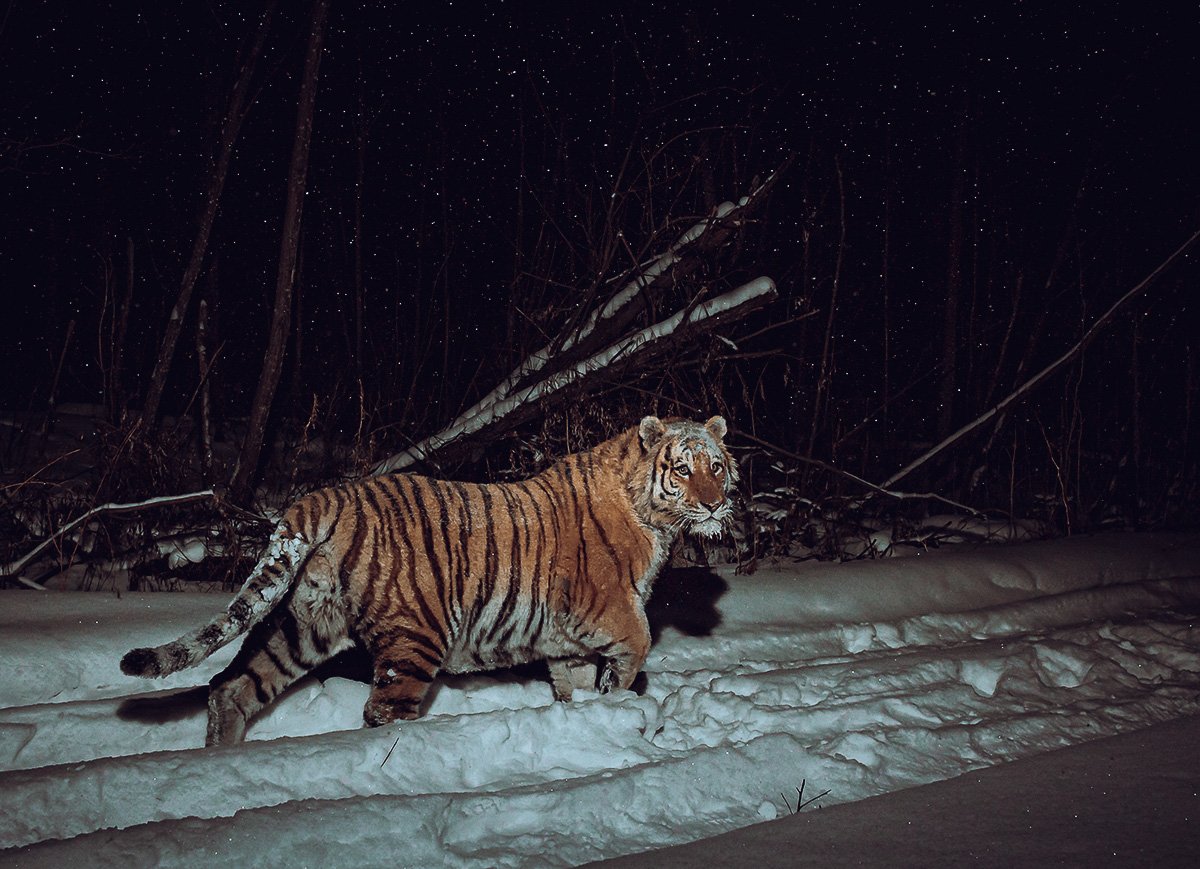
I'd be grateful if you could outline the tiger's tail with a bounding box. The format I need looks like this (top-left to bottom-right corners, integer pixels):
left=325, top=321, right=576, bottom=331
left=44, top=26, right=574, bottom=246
left=120, top=522, right=313, bottom=678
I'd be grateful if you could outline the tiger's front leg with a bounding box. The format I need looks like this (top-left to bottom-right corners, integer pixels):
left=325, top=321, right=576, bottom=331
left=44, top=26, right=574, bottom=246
left=548, top=656, right=600, bottom=701
left=589, top=604, right=651, bottom=696
left=596, top=638, right=649, bottom=694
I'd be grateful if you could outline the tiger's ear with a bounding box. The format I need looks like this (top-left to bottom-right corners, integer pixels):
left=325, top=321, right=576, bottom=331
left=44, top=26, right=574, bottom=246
left=639, top=416, right=667, bottom=450
left=704, top=416, right=727, bottom=441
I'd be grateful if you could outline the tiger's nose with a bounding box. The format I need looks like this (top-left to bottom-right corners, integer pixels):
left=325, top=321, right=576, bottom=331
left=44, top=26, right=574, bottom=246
left=701, top=499, right=724, bottom=515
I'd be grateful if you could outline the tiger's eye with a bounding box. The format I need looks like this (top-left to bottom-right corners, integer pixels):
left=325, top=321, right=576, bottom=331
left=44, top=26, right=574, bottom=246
left=711, top=461, right=724, bottom=475
left=674, top=465, right=691, bottom=478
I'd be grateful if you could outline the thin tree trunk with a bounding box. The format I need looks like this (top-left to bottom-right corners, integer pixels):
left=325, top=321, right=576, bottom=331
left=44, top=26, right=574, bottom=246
left=937, top=96, right=967, bottom=439
left=140, top=3, right=276, bottom=429
left=289, top=242, right=306, bottom=407
left=106, top=236, right=136, bottom=421
left=41, top=319, right=75, bottom=441
left=806, top=156, right=846, bottom=460
left=353, top=53, right=367, bottom=382
left=881, top=138, right=892, bottom=436
left=229, top=0, right=330, bottom=504
left=196, top=296, right=215, bottom=486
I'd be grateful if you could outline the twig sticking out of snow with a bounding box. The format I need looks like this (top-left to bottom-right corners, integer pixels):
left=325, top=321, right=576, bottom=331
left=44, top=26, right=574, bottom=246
left=0, top=489, right=216, bottom=590
left=781, top=779, right=830, bottom=814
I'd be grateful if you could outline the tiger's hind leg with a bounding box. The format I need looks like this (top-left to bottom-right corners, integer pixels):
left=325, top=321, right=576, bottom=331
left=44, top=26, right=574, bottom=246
left=360, top=623, right=447, bottom=727
left=206, top=601, right=349, bottom=746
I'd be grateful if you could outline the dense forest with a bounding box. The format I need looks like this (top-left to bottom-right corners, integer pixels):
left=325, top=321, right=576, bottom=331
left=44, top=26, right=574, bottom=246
left=2, top=2, right=1197, bottom=587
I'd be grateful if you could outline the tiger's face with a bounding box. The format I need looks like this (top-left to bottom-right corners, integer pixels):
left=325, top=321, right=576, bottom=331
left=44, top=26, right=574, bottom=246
left=635, top=415, right=737, bottom=539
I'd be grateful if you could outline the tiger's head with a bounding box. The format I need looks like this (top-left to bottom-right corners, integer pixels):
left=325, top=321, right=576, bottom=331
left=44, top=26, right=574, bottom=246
left=631, top=415, right=738, bottom=539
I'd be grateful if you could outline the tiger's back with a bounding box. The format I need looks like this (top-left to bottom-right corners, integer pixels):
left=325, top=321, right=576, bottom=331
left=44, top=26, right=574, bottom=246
left=121, top=415, right=735, bottom=745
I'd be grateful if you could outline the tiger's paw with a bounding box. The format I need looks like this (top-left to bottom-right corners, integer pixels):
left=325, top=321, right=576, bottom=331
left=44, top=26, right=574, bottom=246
left=363, top=697, right=422, bottom=727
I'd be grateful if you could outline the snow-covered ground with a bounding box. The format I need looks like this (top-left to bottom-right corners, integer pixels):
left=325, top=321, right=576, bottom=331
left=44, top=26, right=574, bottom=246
left=2, top=532, right=1199, bottom=867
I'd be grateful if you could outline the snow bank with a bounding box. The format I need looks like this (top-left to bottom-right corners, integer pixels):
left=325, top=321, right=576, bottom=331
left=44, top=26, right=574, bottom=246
left=2, top=533, right=1199, bottom=866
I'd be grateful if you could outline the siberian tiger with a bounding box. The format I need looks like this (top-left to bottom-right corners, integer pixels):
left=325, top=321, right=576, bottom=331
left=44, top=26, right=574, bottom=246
left=121, top=415, right=736, bottom=745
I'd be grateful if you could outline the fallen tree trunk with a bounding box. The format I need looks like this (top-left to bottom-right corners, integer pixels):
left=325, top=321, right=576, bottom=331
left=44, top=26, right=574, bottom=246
left=373, top=276, right=777, bottom=474
left=373, top=168, right=785, bottom=475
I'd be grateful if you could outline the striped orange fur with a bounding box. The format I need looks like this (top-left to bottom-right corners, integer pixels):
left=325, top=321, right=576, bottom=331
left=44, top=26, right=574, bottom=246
left=121, top=415, right=736, bottom=745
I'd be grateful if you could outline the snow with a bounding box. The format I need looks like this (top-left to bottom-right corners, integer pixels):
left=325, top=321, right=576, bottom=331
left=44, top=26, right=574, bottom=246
left=2, top=532, right=1200, bottom=866
left=597, top=711, right=1200, bottom=867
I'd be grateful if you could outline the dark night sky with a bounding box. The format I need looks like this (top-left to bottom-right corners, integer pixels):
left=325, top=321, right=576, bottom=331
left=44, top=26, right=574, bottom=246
left=2, top=2, right=1198, bottom=426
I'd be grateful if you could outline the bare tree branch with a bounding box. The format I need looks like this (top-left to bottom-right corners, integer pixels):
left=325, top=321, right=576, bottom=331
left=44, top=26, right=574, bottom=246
left=465, top=167, right=784, bottom=431
left=737, top=430, right=983, bottom=515
left=369, top=166, right=785, bottom=475
left=1, top=490, right=216, bottom=588
left=882, top=225, right=1200, bottom=490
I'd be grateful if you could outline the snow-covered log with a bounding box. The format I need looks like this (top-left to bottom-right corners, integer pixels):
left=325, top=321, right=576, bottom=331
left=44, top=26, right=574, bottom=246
left=371, top=168, right=784, bottom=475
left=450, top=171, right=781, bottom=442
left=373, top=277, right=777, bottom=474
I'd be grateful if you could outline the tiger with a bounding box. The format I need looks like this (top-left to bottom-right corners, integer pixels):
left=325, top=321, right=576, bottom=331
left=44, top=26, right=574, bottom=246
left=120, top=415, right=736, bottom=745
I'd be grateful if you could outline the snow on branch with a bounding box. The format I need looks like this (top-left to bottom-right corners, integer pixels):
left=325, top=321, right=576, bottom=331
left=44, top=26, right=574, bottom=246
left=373, top=277, right=777, bottom=474
left=447, top=179, right=776, bottom=448
left=1, top=489, right=216, bottom=589
left=453, top=241, right=685, bottom=431
left=372, top=168, right=785, bottom=475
